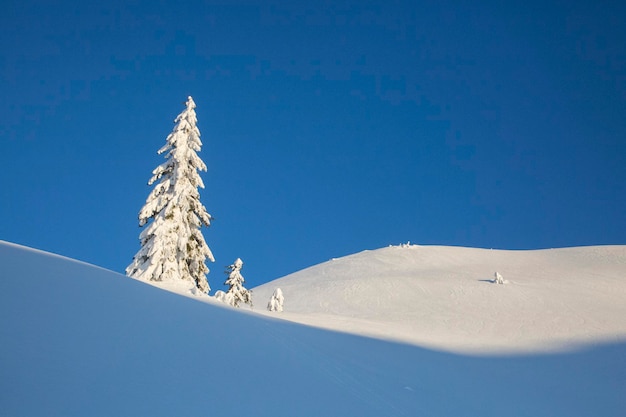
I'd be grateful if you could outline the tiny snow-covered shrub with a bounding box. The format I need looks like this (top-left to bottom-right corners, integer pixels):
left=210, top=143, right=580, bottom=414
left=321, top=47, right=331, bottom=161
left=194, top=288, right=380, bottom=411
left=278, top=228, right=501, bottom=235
left=392, top=241, right=413, bottom=248
left=267, top=288, right=284, bottom=312
left=214, top=290, right=229, bottom=303
left=493, top=272, right=505, bottom=284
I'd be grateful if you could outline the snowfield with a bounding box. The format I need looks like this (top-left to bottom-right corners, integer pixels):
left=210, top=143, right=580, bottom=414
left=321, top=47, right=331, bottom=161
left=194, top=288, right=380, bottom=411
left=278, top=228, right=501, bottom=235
left=1, top=240, right=625, bottom=416
left=253, top=244, right=626, bottom=353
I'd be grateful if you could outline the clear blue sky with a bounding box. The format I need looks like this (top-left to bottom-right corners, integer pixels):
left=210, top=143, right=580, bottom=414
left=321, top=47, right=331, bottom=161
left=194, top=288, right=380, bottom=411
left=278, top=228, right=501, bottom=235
left=1, top=0, right=624, bottom=289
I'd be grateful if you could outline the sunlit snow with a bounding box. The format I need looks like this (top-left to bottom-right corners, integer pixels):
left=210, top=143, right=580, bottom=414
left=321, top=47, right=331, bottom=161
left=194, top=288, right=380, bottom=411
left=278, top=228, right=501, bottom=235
left=1, top=241, right=625, bottom=416
left=253, top=244, right=626, bottom=353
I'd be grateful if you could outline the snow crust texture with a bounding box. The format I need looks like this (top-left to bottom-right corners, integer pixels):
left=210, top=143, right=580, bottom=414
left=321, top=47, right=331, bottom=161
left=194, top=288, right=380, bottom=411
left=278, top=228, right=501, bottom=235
left=1, top=241, right=625, bottom=417
left=253, top=245, right=626, bottom=353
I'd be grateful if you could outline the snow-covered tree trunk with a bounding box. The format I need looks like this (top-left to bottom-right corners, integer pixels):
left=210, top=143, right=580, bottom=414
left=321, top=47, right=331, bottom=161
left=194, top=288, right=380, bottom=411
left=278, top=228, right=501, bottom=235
left=223, top=258, right=252, bottom=308
left=126, top=96, right=214, bottom=294
left=267, top=288, right=284, bottom=312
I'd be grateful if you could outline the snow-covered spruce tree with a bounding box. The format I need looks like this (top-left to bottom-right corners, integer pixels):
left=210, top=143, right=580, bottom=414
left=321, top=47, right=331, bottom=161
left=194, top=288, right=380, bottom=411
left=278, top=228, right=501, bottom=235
left=126, top=96, right=214, bottom=294
left=494, top=271, right=505, bottom=284
left=223, top=258, right=252, bottom=308
left=267, top=288, right=284, bottom=312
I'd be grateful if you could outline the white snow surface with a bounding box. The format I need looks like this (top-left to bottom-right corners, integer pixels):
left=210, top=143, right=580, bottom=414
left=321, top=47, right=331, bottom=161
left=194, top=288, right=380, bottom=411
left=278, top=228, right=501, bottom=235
left=1, top=240, right=625, bottom=416
left=253, top=245, right=626, bottom=353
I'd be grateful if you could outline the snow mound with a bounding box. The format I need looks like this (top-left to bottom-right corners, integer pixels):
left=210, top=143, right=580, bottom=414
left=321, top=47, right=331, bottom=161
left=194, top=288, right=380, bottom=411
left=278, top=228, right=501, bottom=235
left=1, top=240, right=625, bottom=416
left=253, top=245, right=626, bottom=353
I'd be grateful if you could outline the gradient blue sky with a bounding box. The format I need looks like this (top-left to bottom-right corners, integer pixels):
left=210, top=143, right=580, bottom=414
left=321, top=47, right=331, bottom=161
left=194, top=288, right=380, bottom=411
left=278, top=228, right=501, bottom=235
left=1, top=0, right=625, bottom=289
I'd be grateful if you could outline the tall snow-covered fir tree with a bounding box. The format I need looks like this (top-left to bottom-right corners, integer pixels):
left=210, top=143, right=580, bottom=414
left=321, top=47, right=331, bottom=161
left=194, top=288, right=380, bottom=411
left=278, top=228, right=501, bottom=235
left=126, top=96, right=214, bottom=294
left=223, top=258, right=252, bottom=308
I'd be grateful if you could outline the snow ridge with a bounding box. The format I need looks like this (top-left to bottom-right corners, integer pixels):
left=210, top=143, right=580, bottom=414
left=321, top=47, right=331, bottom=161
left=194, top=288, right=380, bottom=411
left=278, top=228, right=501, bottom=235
left=253, top=244, right=626, bottom=353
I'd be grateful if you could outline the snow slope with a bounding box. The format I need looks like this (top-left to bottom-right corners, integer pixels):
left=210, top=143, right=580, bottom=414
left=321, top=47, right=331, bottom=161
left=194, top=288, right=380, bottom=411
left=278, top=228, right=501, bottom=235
left=1, top=240, right=625, bottom=416
left=253, top=245, right=626, bottom=353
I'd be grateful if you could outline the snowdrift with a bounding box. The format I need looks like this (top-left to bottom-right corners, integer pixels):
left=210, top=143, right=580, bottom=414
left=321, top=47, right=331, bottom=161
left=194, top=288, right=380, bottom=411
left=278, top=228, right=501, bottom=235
left=1, top=241, right=625, bottom=417
left=253, top=245, right=626, bottom=353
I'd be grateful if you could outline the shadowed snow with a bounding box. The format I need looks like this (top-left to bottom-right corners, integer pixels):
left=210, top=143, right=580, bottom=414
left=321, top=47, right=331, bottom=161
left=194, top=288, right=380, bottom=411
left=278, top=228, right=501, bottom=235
left=1, top=241, right=625, bottom=416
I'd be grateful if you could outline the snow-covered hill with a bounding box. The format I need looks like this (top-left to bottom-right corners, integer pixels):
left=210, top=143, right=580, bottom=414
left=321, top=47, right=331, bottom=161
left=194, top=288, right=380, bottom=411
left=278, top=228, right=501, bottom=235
left=253, top=245, right=626, bottom=353
left=1, top=240, right=625, bottom=416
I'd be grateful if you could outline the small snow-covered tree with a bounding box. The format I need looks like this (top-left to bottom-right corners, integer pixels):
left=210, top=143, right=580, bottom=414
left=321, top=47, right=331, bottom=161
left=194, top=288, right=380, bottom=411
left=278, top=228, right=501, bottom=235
left=223, top=258, right=252, bottom=307
left=494, top=271, right=505, bottom=284
left=267, top=288, right=284, bottom=312
left=214, top=290, right=231, bottom=304
left=126, top=96, right=214, bottom=294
